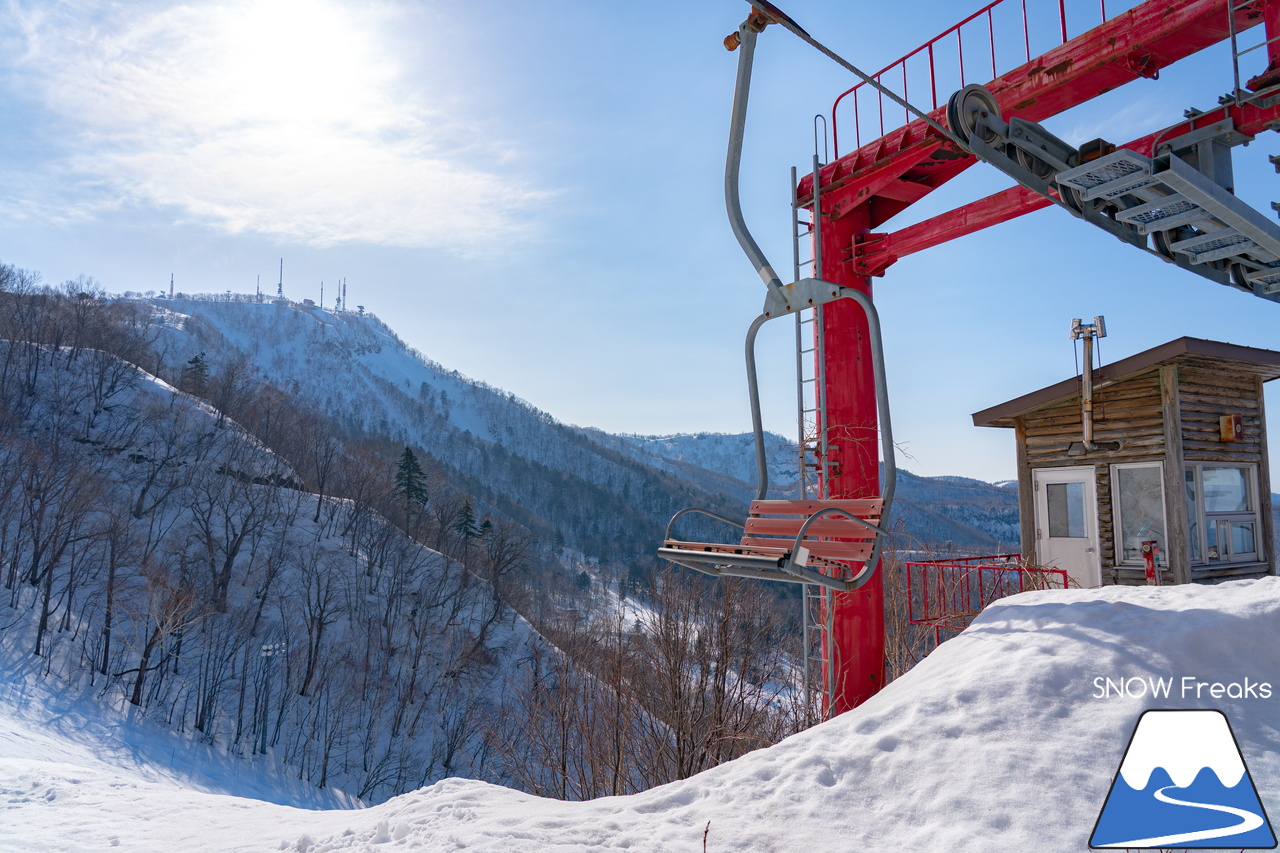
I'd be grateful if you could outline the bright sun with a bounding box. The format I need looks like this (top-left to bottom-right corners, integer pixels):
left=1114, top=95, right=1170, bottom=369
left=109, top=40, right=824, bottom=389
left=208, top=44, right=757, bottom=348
left=196, top=0, right=396, bottom=130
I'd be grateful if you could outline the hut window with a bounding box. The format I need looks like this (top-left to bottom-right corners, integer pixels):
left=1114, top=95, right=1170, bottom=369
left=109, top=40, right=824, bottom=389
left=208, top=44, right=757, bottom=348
left=1046, top=482, right=1087, bottom=538
left=1111, top=463, right=1166, bottom=565
left=1185, top=464, right=1259, bottom=564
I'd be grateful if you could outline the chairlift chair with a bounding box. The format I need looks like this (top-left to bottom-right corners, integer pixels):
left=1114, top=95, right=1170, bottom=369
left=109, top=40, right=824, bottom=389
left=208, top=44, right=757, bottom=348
left=657, top=7, right=896, bottom=593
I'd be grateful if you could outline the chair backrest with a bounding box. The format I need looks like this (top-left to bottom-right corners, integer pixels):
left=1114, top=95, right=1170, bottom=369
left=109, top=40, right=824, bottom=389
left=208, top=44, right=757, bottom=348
left=739, top=499, right=884, bottom=562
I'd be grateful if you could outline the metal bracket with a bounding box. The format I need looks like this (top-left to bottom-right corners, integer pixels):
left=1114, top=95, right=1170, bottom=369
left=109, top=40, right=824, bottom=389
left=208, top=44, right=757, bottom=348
left=1006, top=117, right=1076, bottom=173
left=953, top=89, right=1266, bottom=294
left=1157, top=151, right=1280, bottom=260
left=762, top=276, right=847, bottom=318
left=1158, top=117, right=1253, bottom=155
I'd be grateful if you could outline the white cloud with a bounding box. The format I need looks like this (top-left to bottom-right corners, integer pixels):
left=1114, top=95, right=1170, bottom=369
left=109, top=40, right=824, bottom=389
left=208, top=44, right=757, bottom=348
left=5, top=0, right=547, bottom=250
left=1057, top=96, right=1181, bottom=150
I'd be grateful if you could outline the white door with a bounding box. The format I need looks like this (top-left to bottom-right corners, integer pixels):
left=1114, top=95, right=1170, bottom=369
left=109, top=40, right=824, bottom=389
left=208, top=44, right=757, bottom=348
left=1033, top=466, right=1101, bottom=588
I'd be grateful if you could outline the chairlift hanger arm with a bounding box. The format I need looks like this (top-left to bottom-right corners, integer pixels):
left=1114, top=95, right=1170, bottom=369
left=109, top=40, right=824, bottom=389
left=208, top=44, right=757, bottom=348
left=725, top=19, right=784, bottom=292
left=735, top=1, right=963, bottom=149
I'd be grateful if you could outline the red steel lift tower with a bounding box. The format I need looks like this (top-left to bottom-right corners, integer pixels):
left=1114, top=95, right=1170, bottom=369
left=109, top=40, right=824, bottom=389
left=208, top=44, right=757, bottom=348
left=668, top=0, right=1280, bottom=719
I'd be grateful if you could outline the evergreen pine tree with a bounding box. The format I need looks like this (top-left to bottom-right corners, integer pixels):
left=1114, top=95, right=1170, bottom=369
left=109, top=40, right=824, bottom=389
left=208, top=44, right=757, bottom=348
left=454, top=500, right=479, bottom=540
left=394, top=447, right=428, bottom=519
left=183, top=352, right=209, bottom=395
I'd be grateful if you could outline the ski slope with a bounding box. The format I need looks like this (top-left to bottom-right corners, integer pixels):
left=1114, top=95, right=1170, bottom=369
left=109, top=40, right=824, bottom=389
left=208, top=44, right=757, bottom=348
left=4, top=579, right=1280, bottom=852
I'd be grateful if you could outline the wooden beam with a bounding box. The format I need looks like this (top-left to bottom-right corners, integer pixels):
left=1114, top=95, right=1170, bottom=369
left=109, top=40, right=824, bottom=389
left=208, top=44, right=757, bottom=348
left=1256, top=375, right=1276, bottom=576
left=1161, top=366, right=1192, bottom=585
left=1015, top=416, right=1036, bottom=565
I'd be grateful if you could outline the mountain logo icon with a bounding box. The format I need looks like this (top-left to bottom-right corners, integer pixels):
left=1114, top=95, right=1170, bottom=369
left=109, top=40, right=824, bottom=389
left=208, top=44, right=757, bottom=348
left=1090, top=709, right=1276, bottom=849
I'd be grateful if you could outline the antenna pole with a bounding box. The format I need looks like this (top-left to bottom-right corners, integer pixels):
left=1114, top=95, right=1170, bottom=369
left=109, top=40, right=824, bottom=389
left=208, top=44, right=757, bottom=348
left=278, top=259, right=284, bottom=298
left=1070, top=316, right=1107, bottom=451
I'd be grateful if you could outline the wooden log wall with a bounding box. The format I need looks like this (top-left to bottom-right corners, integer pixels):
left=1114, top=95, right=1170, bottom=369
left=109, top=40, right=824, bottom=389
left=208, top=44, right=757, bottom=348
left=1020, top=369, right=1166, bottom=583
left=1015, top=357, right=1274, bottom=585
left=1176, top=360, right=1272, bottom=582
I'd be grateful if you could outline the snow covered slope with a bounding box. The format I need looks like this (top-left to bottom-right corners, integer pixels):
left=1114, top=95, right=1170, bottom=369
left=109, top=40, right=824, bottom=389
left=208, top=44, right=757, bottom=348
left=0, top=654, right=355, bottom=814
left=6, top=578, right=1280, bottom=852
left=0, top=338, right=546, bottom=805
left=154, top=297, right=747, bottom=559
left=154, top=297, right=1025, bottom=553
left=589, top=429, right=798, bottom=499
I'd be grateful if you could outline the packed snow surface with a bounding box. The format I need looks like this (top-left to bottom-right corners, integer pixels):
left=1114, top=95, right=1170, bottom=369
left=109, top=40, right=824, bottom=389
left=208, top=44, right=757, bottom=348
left=6, top=579, right=1280, bottom=851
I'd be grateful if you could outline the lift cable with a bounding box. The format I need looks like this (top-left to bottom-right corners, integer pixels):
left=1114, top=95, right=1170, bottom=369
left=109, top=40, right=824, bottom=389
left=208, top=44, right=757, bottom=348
left=739, top=1, right=968, bottom=150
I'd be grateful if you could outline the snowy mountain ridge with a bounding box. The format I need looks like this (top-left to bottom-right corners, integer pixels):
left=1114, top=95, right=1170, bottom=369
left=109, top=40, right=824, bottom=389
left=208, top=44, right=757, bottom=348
left=154, top=296, right=749, bottom=561
left=150, top=295, right=1024, bottom=552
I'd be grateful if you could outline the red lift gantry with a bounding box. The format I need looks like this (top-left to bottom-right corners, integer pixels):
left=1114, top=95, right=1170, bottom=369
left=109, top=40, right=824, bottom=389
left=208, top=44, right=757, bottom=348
left=663, top=0, right=1280, bottom=719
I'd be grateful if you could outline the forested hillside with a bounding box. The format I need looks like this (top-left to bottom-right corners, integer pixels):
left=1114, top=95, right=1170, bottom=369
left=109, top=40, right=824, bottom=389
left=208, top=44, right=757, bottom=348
left=0, top=262, right=1048, bottom=810
left=0, top=308, right=536, bottom=800
left=151, top=293, right=1023, bottom=557
left=0, top=266, right=811, bottom=804
left=149, top=295, right=747, bottom=567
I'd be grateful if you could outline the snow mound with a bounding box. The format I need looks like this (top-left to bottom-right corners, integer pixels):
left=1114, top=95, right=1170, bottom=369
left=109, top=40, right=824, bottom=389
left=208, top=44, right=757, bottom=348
left=6, top=579, right=1280, bottom=851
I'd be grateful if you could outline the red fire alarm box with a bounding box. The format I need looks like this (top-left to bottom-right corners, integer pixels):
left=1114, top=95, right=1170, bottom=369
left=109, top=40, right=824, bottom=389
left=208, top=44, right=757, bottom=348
left=1141, top=540, right=1161, bottom=585
left=1220, top=414, right=1243, bottom=442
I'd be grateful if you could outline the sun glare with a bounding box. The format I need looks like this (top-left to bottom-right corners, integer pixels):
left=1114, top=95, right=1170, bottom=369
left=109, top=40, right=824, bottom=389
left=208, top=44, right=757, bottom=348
left=15, top=0, right=543, bottom=250
left=198, top=0, right=397, bottom=130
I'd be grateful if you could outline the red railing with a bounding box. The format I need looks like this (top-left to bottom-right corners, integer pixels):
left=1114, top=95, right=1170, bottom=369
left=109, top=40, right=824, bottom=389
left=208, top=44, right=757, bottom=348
left=905, top=554, right=1069, bottom=641
left=831, top=0, right=1129, bottom=156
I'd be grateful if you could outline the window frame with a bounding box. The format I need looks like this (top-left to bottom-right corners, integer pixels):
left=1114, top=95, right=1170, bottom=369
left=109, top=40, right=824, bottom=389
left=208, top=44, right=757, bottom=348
left=1185, top=463, right=1260, bottom=566
left=1110, top=462, right=1167, bottom=567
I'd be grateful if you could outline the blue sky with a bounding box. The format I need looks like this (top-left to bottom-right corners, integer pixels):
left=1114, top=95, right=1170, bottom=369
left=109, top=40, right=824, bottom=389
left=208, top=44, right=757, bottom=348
left=2, top=0, right=1278, bottom=483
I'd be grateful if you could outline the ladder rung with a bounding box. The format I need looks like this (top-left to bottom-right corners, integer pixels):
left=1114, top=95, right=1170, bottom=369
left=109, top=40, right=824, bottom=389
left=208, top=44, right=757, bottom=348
left=1236, top=34, right=1280, bottom=59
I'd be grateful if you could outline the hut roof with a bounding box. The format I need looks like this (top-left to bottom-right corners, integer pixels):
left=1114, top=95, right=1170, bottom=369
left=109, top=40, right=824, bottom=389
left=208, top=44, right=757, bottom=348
left=973, top=337, right=1280, bottom=429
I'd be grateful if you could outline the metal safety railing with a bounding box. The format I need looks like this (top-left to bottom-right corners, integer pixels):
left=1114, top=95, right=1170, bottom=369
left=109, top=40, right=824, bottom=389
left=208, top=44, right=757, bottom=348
left=831, top=0, right=1130, bottom=156
left=1228, top=0, right=1280, bottom=103
left=905, top=554, right=1069, bottom=643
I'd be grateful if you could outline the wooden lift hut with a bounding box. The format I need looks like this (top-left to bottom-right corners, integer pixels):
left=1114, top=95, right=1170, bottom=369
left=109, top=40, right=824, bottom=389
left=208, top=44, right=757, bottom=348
left=973, top=337, right=1280, bottom=588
